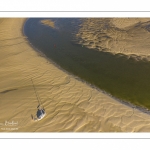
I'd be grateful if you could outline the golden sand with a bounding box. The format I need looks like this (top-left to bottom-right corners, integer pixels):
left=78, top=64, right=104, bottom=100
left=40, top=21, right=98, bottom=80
left=76, top=18, right=150, bottom=60
left=41, top=19, right=55, bottom=28
left=1, top=18, right=150, bottom=132
left=111, top=18, right=150, bottom=29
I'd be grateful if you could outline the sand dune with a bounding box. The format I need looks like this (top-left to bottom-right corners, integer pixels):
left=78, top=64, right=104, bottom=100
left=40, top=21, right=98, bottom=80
left=76, top=18, right=150, bottom=60
left=1, top=18, right=150, bottom=132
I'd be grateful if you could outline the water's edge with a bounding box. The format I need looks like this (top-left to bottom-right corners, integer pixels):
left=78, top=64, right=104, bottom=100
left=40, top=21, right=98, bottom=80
left=23, top=18, right=150, bottom=115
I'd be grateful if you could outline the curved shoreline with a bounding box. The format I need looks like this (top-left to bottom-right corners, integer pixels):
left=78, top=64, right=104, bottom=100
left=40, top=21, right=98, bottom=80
left=24, top=18, right=150, bottom=116
left=1, top=18, right=150, bottom=132
left=22, top=35, right=150, bottom=117
left=23, top=18, right=150, bottom=131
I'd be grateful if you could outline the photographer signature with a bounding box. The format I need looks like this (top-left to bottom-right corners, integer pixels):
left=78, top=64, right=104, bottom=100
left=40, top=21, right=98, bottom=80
left=0, top=120, right=18, bottom=126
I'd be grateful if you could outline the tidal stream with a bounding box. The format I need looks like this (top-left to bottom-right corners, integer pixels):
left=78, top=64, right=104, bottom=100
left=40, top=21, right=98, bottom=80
left=24, top=18, right=150, bottom=110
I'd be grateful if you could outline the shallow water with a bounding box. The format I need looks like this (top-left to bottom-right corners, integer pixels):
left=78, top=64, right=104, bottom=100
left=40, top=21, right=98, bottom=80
left=24, top=18, right=150, bottom=110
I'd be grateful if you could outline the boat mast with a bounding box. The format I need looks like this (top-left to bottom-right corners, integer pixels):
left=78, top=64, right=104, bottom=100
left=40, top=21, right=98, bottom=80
left=31, top=78, right=41, bottom=106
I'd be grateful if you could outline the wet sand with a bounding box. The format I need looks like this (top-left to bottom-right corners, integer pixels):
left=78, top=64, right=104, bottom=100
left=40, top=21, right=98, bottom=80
left=76, top=18, right=150, bottom=61
left=1, top=18, right=150, bottom=132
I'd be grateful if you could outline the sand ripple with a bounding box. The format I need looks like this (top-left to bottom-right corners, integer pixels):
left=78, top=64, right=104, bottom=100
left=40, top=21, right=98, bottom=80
left=1, top=18, right=150, bottom=132
left=76, top=18, right=150, bottom=61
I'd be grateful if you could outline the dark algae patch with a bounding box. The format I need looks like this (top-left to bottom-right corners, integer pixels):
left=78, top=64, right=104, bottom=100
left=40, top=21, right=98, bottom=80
left=24, top=18, right=150, bottom=110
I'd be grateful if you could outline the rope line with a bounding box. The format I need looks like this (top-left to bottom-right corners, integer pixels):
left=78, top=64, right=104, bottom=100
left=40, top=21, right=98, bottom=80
left=31, top=78, right=43, bottom=107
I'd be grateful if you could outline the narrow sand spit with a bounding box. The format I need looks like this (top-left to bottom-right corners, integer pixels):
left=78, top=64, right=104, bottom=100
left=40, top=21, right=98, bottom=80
left=1, top=18, right=150, bottom=132
left=76, top=18, right=150, bottom=60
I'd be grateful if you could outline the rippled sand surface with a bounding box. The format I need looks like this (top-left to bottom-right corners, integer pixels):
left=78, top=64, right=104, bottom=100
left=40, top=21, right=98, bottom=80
left=1, top=18, right=150, bottom=132
left=76, top=18, right=150, bottom=60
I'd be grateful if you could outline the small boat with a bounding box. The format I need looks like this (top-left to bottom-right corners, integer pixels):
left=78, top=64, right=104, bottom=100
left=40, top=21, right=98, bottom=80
left=36, top=106, right=46, bottom=121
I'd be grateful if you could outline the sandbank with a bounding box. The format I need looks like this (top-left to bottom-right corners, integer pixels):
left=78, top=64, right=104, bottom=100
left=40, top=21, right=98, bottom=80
left=76, top=18, right=150, bottom=61
left=1, top=18, right=150, bottom=132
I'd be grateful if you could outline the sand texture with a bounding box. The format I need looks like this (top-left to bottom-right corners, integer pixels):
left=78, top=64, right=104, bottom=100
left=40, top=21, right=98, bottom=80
left=41, top=19, right=55, bottom=28
left=1, top=18, right=150, bottom=132
left=76, top=18, right=150, bottom=60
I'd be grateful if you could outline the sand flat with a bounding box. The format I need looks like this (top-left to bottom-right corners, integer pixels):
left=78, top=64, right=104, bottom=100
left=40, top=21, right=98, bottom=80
left=76, top=18, right=150, bottom=60
left=1, top=18, right=150, bottom=132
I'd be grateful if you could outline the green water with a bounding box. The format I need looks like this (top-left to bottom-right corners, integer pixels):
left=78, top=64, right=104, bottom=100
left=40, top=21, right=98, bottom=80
left=24, top=18, right=150, bottom=110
